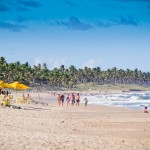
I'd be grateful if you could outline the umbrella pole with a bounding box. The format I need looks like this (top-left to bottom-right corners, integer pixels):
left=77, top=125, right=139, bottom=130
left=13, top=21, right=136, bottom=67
left=16, top=89, right=18, bottom=101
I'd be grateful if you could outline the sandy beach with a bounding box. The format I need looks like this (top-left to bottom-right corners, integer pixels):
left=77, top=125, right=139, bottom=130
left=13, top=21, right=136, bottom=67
left=0, top=93, right=150, bottom=150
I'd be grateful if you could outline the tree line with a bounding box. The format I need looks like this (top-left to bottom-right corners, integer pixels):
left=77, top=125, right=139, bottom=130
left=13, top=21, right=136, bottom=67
left=0, top=57, right=150, bottom=89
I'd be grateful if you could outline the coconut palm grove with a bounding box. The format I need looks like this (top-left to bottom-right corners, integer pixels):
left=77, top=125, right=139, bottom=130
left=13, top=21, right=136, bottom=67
left=0, top=57, right=150, bottom=89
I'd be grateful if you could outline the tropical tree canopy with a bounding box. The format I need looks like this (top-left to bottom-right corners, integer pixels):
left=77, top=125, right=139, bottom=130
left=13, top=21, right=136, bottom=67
left=0, top=57, right=150, bottom=89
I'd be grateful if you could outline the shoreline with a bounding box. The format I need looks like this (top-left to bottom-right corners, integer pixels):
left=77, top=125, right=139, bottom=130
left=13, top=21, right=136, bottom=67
left=25, top=91, right=150, bottom=111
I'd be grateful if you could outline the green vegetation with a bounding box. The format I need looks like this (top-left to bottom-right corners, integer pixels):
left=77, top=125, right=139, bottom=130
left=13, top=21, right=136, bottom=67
left=0, top=56, right=150, bottom=91
left=75, top=83, right=150, bottom=91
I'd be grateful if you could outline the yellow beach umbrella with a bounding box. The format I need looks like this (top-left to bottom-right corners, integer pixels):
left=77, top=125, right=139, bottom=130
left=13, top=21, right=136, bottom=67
left=0, top=85, right=4, bottom=89
left=8, top=82, right=29, bottom=102
left=0, top=80, right=12, bottom=88
left=9, top=82, right=29, bottom=90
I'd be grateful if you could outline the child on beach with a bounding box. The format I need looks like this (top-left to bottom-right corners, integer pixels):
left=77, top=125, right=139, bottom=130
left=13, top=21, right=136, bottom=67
left=84, top=97, right=88, bottom=107
left=144, top=106, right=148, bottom=113
left=26, top=93, right=31, bottom=99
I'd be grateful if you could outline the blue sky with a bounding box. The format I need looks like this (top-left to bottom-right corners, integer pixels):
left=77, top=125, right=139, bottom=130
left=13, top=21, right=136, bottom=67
left=0, top=0, right=150, bottom=71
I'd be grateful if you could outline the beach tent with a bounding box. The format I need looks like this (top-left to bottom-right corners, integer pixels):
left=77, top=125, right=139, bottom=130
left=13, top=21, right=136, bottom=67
left=9, top=82, right=29, bottom=90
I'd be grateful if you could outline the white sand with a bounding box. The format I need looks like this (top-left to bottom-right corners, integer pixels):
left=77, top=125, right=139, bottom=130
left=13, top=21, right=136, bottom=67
left=0, top=93, right=150, bottom=150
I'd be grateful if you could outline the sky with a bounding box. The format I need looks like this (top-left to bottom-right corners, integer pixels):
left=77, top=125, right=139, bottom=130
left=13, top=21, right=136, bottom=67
left=0, top=0, right=150, bottom=71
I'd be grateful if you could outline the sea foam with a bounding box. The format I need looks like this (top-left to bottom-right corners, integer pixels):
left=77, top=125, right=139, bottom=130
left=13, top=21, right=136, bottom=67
left=80, top=92, right=150, bottom=110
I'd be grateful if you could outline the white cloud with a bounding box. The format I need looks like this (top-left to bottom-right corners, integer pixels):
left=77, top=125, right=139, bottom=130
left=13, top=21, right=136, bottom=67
left=83, top=58, right=102, bottom=68
left=34, top=56, right=68, bottom=69
left=34, top=57, right=43, bottom=66
left=48, top=56, right=67, bottom=69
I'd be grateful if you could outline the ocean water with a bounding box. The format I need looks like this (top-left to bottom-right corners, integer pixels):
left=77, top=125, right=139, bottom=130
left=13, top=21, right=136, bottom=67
left=80, top=92, right=150, bottom=110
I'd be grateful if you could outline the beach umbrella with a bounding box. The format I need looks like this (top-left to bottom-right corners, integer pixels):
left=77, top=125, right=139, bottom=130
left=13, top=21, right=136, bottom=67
left=0, top=85, right=4, bottom=89
left=0, top=80, right=12, bottom=88
left=9, top=82, right=30, bottom=101
left=9, top=81, right=29, bottom=90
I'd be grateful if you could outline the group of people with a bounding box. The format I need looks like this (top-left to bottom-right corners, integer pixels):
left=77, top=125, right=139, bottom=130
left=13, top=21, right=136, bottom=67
left=57, top=93, right=88, bottom=107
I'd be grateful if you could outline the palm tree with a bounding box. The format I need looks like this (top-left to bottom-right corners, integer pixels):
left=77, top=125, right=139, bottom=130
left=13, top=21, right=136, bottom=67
left=1, top=56, right=150, bottom=88
left=0, top=57, right=8, bottom=80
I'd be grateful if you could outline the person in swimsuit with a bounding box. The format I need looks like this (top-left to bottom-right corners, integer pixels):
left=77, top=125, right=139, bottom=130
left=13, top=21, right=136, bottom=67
left=57, top=94, right=61, bottom=106
left=70, top=93, right=75, bottom=106
left=66, top=93, right=70, bottom=106
left=76, top=93, right=80, bottom=106
left=61, top=94, right=65, bottom=106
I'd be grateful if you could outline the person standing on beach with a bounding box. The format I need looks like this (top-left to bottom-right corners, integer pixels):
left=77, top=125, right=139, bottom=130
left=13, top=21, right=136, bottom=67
left=76, top=93, right=80, bottom=106
left=61, top=94, right=65, bottom=106
left=66, top=93, right=70, bottom=106
left=57, top=94, right=61, bottom=106
left=84, top=97, right=88, bottom=107
left=70, top=93, right=75, bottom=106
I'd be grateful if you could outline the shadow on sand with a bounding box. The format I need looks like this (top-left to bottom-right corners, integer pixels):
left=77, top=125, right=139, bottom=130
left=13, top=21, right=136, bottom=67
left=22, top=106, right=51, bottom=111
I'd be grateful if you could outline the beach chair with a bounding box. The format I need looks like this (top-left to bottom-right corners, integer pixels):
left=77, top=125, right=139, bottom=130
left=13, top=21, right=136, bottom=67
left=16, top=96, right=28, bottom=104
left=8, top=94, right=13, bottom=100
left=8, top=94, right=13, bottom=105
left=0, top=95, right=2, bottom=104
left=16, top=97, right=23, bottom=104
